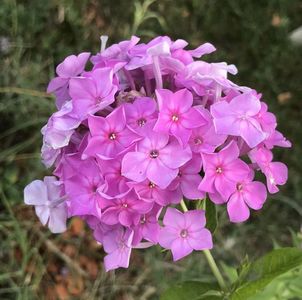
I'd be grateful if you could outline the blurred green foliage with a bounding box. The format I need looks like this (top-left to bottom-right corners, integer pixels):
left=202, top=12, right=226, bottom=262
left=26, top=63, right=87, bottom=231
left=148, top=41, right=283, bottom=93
left=0, top=0, right=302, bottom=299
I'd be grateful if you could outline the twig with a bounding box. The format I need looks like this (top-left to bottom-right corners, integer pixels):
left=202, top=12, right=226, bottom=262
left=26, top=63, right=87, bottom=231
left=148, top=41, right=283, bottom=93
left=0, top=87, right=53, bottom=98
left=34, top=230, right=89, bottom=278
left=140, top=286, right=156, bottom=300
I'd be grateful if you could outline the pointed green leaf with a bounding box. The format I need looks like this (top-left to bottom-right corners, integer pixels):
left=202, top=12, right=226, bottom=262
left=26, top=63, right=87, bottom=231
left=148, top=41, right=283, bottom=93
left=160, top=281, right=219, bottom=300
left=231, top=247, right=302, bottom=300
left=205, top=198, right=218, bottom=233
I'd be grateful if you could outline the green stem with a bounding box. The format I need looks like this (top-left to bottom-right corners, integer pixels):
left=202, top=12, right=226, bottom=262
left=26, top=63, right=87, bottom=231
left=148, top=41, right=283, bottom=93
left=180, top=199, right=188, bottom=212
left=203, top=249, right=227, bottom=291
left=179, top=199, right=227, bottom=291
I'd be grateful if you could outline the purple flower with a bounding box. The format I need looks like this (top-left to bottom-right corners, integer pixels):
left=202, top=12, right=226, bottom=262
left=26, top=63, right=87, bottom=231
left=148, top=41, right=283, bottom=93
left=84, top=106, right=141, bottom=159
left=211, top=92, right=266, bottom=148
left=172, top=154, right=205, bottom=200
left=130, top=179, right=182, bottom=205
left=122, top=130, right=192, bottom=188
left=41, top=143, right=61, bottom=168
left=188, top=107, right=226, bottom=154
left=264, top=130, right=292, bottom=149
left=132, top=205, right=162, bottom=245
left=63, top=158, right=104, bottom=218
left=154, top=89, right=206, bottom=146
left=47, top=52, right=90, bottom=109
left=124, top=97, right=157, bottom=135
left=41, top=101, right=81, bottom=150
left=69, top=68, right=117, bottom=118
left=91, top=36, right=140, bottom=69
left=102, top=226, right=134, bottom=271
left=199, top=141, right=250, bottom=202
left=249, top=146, right=288, bottom=193
left=175, top=61, right=241, bottom=98
left=255, top=102, right=277, bottom=134
left=24, top=176, right=67, bottom=233
left=159, top=208, right=212, bottom=261
left=227, top=171, right=267, bottom=223
left=100, top=190, right=153, bottom=227
left=97, top=157, right=130, bottom=199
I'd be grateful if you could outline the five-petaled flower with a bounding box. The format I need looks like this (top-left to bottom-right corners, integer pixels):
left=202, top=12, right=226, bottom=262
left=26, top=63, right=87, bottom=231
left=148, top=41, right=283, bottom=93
left=159, top=208, right=213, bottom=261
left=154, top=88, right=206, bottom=146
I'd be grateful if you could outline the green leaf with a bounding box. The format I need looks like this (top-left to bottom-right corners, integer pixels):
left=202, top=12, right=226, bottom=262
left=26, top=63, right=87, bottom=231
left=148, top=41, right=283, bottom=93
left=249, top=268, right=302, bottom=300
left=205, top=198, right=218, bottom=233
left=231, top=247, right=302, bottom=300
left=221, top=261, right=238, bottom=284
left=160, top=281, right=220, bottom=300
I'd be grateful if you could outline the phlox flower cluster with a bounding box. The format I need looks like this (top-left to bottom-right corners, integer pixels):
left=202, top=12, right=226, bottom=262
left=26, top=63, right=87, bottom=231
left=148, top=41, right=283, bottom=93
left=24, top=36, right=291, bottom=271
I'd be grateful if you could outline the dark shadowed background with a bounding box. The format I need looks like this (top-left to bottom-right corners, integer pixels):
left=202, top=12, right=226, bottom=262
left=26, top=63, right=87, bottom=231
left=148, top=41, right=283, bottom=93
left=0, top=0, right=301, bottom=299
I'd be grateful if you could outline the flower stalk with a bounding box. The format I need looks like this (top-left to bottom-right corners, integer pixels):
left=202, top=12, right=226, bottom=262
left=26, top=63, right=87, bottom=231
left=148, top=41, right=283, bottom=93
left=180, top=199, right=227, bottom=291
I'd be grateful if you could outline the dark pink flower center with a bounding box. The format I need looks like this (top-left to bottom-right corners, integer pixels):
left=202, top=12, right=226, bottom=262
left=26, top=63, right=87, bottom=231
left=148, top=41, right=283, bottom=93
left=140, top=216, right=146, bottom=224
left=137, top=118, right=146, bottom=127
left=109, top=132, right=117, bottom=140
left=180, top=229, right=188, bottom=238
left=149, top=150, right=159, bottom=158
left=95, top=96, right=102, bottom=103
left=194, top=137, right=203, bottom=145
left=148, top=182, right=156, bottom=189
left=122, top=203, right=128, bottom=208
left=171, top=114, right=179, bottom=122
left=91, top=185, right=98, bottom=193
left=216, top=166, right=223, bottom=174
left=236, top=183, right=243, bottom=191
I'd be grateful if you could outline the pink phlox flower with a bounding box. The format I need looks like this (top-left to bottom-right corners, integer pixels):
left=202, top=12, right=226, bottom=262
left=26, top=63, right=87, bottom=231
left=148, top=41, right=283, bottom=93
left=154, top=88, right=207, bottom=146
left=132, top=204, right=162, bottom=245
left=227, top=169, right=267, bottom=223
left=82, top=215, right=102, bottom=231
left=189, top=106, right=227, bottom=153
left=199, top=141, right=250, bottom=202
left=84, top=106, right=141, bottom=159
left=64, top=157, right=104, bottom=218
left=52, top=132, right=90, bottom=177
left=211, top=92, right=266, bottom=148
left=126, top=36, right=172, bottom=70
left=41, top=101, right=81, bottom=150
left=158, top=208, right=212, bottom=261
left=264, top=130, right=292, bottom=149
left=100, top=190, right=153, bottom=227
left=122, top=129, right=192, bottom=189
left=69, top=67, right=117, bottom=118
left=124, top=97, right=157, bottom=135
left=47, top=52, right=90, bottom=109
left=255, top=102, right=277, bottom=135
left=53, top=153, right=81, bottom=181
left=129, top=179, right=182, bottom=206
left=126, top=37, right=186, bottom=83
left=175, top=61, right=241, bottom=97
left=93, top=222, right=117, bottom=244
left=97, top=157, right=130, bottom=199
left=249, top=146, right=288, bottom=194
left=172, top=42, right=216, bottom=65
left=102, top=226, right=134, bottom=271
left=91, top=36, right=140, bottom=69
left=171, top=154, right=205, bottom=200
left=41, top=143, right=61, bottom=168
left=24, top=176, right=67, bottom=233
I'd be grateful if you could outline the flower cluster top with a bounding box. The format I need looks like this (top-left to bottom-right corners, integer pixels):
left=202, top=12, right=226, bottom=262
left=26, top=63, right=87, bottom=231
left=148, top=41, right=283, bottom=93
left=24, top=36, right=291, bottom=271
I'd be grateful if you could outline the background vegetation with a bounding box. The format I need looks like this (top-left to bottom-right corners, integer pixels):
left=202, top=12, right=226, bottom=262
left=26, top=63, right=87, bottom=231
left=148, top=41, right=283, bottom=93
left=0, top=0, right=301, bottom=299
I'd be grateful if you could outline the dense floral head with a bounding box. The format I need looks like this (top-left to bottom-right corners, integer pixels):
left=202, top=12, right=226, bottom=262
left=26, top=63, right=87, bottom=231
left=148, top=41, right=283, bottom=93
left=24, top=35, right=291, bottom=271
